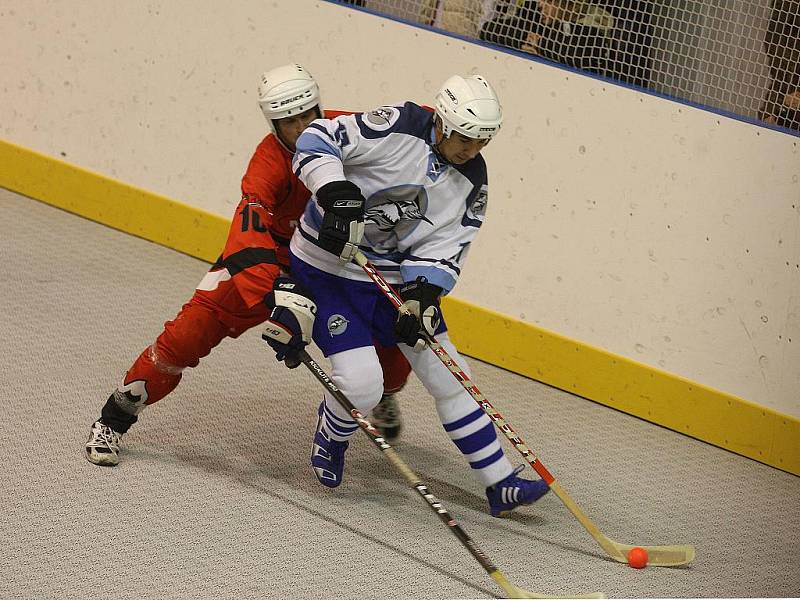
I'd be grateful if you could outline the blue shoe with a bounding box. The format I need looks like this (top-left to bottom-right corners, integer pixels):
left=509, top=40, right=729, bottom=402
left=311, top=402, right=349, bottom=488
left=486, top=466, right=550, bottom=517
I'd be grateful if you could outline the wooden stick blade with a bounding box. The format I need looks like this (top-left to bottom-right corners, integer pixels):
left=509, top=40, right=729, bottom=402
left=604, top=540, right=696, bottom=567
left=491, top=572, right=606, bottom=599
left=550, top=482, right=696, bottom=567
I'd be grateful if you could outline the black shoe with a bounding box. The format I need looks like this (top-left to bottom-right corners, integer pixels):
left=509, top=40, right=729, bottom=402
left=370, top=394, right=402, bottom=441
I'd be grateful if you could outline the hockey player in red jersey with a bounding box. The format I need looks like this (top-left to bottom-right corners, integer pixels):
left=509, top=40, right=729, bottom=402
left=84, top=64, right=410, bottom=466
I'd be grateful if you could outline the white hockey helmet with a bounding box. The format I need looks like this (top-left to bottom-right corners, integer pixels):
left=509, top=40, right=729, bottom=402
left=434, top=75, right=502, bottom=140
left=257, top=63, right=321, bottom=123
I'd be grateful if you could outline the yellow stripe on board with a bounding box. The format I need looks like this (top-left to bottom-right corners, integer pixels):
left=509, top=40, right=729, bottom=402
left=0, top=139, right=229, bottom=263
left=2, top=137, right=798, bottom=476
left=442, top=298, right=800, bottom=476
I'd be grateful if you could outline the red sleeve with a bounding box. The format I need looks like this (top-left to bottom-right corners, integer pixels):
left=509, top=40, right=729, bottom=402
left=241, top=135, right=290, bottom=215
left=323, top=109, right=355, bottom=119
left=218, top=136, right=289, bottom=309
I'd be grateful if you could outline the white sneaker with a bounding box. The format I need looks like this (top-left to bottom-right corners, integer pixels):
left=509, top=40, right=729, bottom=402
left=84, top=420, right=123, bottom=466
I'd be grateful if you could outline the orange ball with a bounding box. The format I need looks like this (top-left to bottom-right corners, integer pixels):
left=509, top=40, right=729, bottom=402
left=627, top=546, right=649, bottom=569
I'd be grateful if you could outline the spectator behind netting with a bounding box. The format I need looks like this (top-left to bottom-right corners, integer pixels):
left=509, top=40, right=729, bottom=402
left=603, top=0, right=653, bottom=89
left=759, top=0, right=800, bottom=131
left=419, top=0, right=495, bottom=37
left=480, top=0, right=615, bottom=76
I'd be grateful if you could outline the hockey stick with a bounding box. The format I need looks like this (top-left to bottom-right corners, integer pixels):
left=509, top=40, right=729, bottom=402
left=297, top=349, right=604, bottom=599
left=353, top=251, right=696, bottom=567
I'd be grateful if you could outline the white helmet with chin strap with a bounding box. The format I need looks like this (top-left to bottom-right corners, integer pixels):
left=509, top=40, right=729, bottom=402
left=257, top=63, right=321, bottom=127
left=434, top=74, right=502, bottom=140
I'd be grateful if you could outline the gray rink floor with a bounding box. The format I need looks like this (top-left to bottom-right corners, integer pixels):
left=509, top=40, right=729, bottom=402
left=1, top=187, right=799, bottom=599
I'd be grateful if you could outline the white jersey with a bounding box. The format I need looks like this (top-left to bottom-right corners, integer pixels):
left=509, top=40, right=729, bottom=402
left=290, top=102, right=489, bottom=293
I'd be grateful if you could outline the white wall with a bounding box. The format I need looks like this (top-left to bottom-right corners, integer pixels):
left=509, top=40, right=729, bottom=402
left=2, top=0, right=799, bottom=416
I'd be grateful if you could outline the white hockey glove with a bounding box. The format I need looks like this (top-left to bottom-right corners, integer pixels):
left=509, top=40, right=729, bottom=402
left=316, top=180, right=366, bottom=262
left=394, top=277, right=443, bottom=352
left=262, top=277, right=317, bottom=369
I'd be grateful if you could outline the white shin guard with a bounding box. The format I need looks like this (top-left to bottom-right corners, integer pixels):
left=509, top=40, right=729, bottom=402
left=400, top=332, right=513, bottom=487
left=321, top=346, right=384, bottom=442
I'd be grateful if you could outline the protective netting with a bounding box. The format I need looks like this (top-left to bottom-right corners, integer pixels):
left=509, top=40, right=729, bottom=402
left=345, top=0, right=800, bottom=133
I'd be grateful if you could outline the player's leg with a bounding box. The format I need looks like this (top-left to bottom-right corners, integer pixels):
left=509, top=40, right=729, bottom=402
left=312, top=346, right=384, bottom=487
left=85, top=289, right=267, bottom=466
left=370, top=342, right=411, bottom=441
left=399, top=330, right=549, bottom=517
left=85, top=299, right=232, bottom=465
left=290, top=255, right=385, bottom=487
left=86, top=192, right=283, bottom=466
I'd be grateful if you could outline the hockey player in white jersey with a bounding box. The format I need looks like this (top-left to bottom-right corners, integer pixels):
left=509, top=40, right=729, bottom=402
left=283, top=74, right=549, bottom=516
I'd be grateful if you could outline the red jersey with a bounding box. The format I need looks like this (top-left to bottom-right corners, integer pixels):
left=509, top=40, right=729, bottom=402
left=127, top=112, right=410, bottom=410
left=206, top=110, right=350, bottom=309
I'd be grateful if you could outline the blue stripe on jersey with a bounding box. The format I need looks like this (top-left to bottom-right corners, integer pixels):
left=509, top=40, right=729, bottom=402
left=306, top=122, right=341, bottom=145
left=298, top=222, right=320, bottom=245
left=307, top=122, right=330, bottom=135
left=300, top=222, right=402, bottom=268
left=362, top=248, right=406, bottom=265
left=454, top=153, right=488, bottom=189
left=443, top=407, right=485, bottom=432
left=461, top=184, right=486, bottom=228
left=470, top=448, right=505, bottom=470
left=355, top=102, right=434, bottom=141
left=377, top=264, right=402, bottom=272
left=294, top=154, right=321, bottom=177
left=295, top=128, right=342, bottom=159
left=461, top=213, right=482, bottom=228
left=451, top=422, right=497, bottom=454
left=402, top=254, right=461, bottom=275
left=400, top=265, right=455, bottom=291
left=302, top=200, right=323, bottom=229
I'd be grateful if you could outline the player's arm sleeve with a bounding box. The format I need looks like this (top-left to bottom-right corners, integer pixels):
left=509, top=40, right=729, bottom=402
left=292, top=115, right=359, bottom=193
left=293, top=107, right=403, bottom=193
left=218, top=143, right=285, bottom=308
left=400, top=182, right=489, bottom=294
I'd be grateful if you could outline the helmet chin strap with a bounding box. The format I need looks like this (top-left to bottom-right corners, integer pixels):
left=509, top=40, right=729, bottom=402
left=430, top=118, right=455, bottom=166
left=272, top=124, right=294, bottom=154
left=432, top=143, right=454, bottom=166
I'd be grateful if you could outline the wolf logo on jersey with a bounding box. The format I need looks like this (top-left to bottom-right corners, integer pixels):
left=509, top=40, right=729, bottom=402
left=327, top=314, right=349, bottom=336
left=363, top=187, right=434, bottom=251
left=366, top=193, right=433, bottom=232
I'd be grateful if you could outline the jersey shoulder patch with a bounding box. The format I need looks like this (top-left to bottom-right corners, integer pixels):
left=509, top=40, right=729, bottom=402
left=363, top=106, right=401, bottom=131
left=471, top=185, right=488, bottom=217
left=356, top=102, right=432, bottom=141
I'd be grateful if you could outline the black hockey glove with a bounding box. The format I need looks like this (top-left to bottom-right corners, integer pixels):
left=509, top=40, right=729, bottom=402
left=262, top=277, right=317, bottom=369
left=394, top=277, right=443, bottom=352
left=316, top=180, right=366, bottom=262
